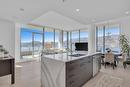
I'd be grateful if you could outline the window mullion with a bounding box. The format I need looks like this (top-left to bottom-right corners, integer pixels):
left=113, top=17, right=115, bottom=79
left=103, top=26, right=105, bottom=52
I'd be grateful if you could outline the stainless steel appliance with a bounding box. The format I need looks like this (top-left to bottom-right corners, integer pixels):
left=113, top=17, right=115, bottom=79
left=93, top=55, right=100, bottom=76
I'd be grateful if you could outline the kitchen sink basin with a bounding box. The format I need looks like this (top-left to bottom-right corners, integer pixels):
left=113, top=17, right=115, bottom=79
left=69, top=54, right=85, bottom=57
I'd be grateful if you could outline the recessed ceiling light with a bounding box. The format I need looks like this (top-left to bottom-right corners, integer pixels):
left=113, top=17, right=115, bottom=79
left=125, top=11, right=129, bottom=15
left=76, top=9, right=80, bottom=12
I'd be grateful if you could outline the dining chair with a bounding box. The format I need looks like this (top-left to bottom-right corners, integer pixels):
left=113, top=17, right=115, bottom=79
left=104, top=52, right=115, bottom=69
left=121, top=53, right=130, bottom=69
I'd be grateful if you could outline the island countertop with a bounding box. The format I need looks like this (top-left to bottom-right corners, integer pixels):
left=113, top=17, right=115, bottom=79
left=42, top=52, right=101, bottom=62
left=41, top=51, right=101, bottom=87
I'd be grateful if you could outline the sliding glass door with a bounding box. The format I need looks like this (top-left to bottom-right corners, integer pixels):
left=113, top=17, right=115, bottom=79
left=44, top=29, right=54, bottom=49
left=20, top=28, right=43, bottom=60
left=96, top=26, right=104, bottom=52
left=33, top=33, right=43, bottom=58
left=63, top=31, right=67, bottom=49
left=21, top=29, right=33, bottom=59
left=71, top=31, right=79, bottom=51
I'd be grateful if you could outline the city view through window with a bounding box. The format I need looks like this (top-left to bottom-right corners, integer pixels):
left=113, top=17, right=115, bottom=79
left=21, top=25, right=120, bottom=60
left=21, top=27, right=89, bottom=59
left=96, top=25, right=120, bottom=53
left=21, top=28, right=43, bottom=59
left=71, top=30, right=88, bottom=51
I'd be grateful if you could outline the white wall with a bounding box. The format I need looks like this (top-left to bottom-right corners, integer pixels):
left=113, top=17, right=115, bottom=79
left=88, top=24, right=96, bottom=53
left=119, top=16, right=130, bottom=41
left=0, top=19, right=15, bottom=57
left=15, top=23, right=21, bottom=62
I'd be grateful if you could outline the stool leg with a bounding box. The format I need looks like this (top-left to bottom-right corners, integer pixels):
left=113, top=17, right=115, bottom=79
left=123, top=62, right=126, bottom=69
left=104, top=62, right=106, bottom=68
left=110, top=63, right=114, bottom=69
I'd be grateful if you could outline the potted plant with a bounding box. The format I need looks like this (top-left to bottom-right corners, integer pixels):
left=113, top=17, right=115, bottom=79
left=119, top=34, right=130, bottom=59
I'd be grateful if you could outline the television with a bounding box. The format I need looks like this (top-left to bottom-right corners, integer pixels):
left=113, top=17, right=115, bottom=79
left=75, top=42, right=88, bottom=51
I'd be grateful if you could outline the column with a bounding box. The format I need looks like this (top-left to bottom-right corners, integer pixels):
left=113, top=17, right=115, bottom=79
left=88, top=24, right=96, bottom=53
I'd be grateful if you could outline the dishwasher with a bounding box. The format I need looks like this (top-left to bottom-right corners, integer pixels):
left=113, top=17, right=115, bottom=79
left=93, top=55, right=99, bottom=76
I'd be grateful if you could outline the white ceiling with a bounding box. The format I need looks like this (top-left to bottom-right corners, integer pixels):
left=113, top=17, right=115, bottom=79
left=54, top=0, right=130, bottom=24
left=0, top=0, right=130, bottom=29
left=30, top=11, right=88, bottom=30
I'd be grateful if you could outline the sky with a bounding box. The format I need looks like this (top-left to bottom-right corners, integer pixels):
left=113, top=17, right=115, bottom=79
left=21, top=28, right=42, bottom=42
left=21, top=28, right=55, bottom=42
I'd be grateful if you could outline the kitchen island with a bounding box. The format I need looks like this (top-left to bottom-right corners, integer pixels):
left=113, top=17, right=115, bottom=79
left=41, top=52, right=101, bottom=87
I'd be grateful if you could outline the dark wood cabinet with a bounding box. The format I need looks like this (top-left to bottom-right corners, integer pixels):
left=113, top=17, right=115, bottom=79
left=66, top=56, right=93, bottom=87
left=0, top=57, right=15, bottom=84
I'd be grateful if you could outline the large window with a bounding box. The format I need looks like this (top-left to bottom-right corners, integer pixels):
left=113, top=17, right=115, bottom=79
left=96, top=24, right=120, bottom=53
left=21, top=29, right=33, bottom=59
left=33, top=33, right=43, bottom=57
left=70, top=30, right=88, bottom=51
left=21, top=26, right=89, bottom=60
left=44, top=28, right=61, bottom=49
left=63, top=31, right=67, bottom=49
left=55, top=30, right=60, bottom=49
left=96, top=26, right=104, bottom=52
left=71, top=31, right=79, bottom=51
left=80, top=30, right=88, bottom=42
left=20, top=28, right=43, bottom=59
left=44, top=28, right=54, bottom=49
left=68, top=32, right=71, bottom=50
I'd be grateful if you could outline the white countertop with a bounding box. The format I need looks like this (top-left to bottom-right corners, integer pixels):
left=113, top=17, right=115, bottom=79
left=42, top=51, right=101, bottom=62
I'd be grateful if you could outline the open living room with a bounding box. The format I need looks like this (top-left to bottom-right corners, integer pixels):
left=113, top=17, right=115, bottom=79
left=0, top=0, right=130, bottom=87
